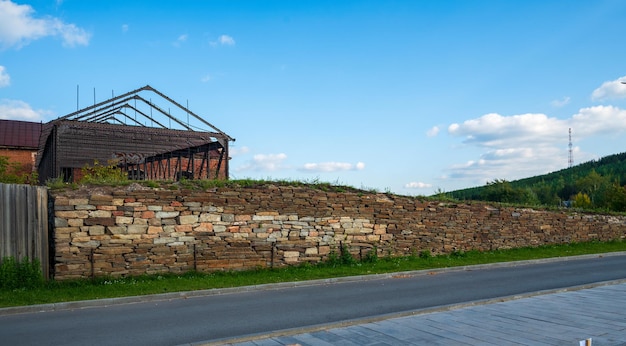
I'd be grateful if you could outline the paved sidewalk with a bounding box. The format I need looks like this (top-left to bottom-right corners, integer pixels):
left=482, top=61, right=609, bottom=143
left=221, top=282, right=626, bottom=346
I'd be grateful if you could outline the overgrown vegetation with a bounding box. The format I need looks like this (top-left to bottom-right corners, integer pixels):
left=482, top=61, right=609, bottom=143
left=1, top=240, right=624, bottom=308
left=79, top=160, right=129, bottom=185
left=0, top=257, right=44, bottom=290
left=166, top=177, right=379, bottom=194
left=43, top=166, right=383, bottom=196
left=0, top=156, right=38, bottom=185
left=449, top=152, right=626, bottom=212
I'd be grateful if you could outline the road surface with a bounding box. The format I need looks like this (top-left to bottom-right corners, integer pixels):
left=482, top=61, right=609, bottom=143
left=1, top=253, right=625, bottom=345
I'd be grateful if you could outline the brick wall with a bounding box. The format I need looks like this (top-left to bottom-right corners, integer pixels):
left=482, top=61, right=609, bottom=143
left=0, top=148, right=37, bottom=175
left=50, top=184, right=626, bottom=280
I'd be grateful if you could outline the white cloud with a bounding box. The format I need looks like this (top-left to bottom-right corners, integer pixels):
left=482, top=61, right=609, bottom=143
left=405, top=182, right=432, bottom=189
left=571, top=105, right=626, bottom=136
left=218, top=34, right=235, bottom=45
left=443, top=100, right=626, bottom=188
left=229, top=146, right=249, bottom=156
left=211, top=34, right=235, bottom=47
left=0, top=99, right=49, bottom=121
left=236, top=153, right=287, bottom=172
left=173, top=34, right=187, bottom=47
left=0, top=0, right=91, bottom=50
left=445, top=110, right=587, bottom=186
left=591, top=76, right=626, bottom=101
left=56, top=22, right=89, bottom=47
left=300, top=161, right=365, bottom=172
left=121, top=24, right=129, bottom=33
left=0, top=66, right=10, bottom=87
left=550, top=96, right=570, bottom=108
left=200, top=74, right=211, bottom=83
left=427, top=126, right=439, bottom=137
left=448, top=112, right=567, bottom=148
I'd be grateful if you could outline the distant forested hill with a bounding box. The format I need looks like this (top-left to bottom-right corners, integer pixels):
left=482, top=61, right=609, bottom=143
left=447, top=152, right=626, bottom=211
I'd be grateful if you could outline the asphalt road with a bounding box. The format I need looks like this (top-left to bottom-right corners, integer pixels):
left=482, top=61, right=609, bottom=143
left=1, top=253, right=625, bottom=346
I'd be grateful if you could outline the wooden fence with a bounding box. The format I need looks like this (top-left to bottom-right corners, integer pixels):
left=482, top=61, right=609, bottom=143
left=0, top=183, right=49, bottom=279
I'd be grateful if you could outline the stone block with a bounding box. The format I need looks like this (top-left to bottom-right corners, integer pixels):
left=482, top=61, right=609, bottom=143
left=235, top=214, right=252, bottom=222
left=107, top=226, right=127, bottom=235
left=56, top=210, right=89, bottom=219
left=199, top=213, right=221, bottom=222
left=179, top=215, right=199, bottom=225
left=194, top=223, right=214, bottom=232
left=90, top=194, right=113, bottom=202
left=55, top=217, right=69, bottom=227
left=156, top=211, right=180, bottom=219
left=253, top=215, right=276, bottom=221
left=109, top=238, right=133, bottom=244
left=89, top=226, right=106, bottom=236
left=55, top=226, right=80, bottom=234
left=75, top=204, right=96, bottom=210
left=69, top=198, right=89, bottom=206
left=72, top=240, right=101, bottom=248
left=305, top=247, right=318, bottom=255
left=85, top=217, right=116, bottom=226
left=154, top=237, right=176, bottom=244
left=128, top=225, right=148, bottom=234
left=89, top=210, right=112, bottom=218
left=141, top=211, right=155, bottom=219
left=147, top=226, right=163, bottom=234
left=116, top=216, right=134, bottom=225
left=97, top=205, right=117, bottom=211
left=175, top=224, right=193, bottom=233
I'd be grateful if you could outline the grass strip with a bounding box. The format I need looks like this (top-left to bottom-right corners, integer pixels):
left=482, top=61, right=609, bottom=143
left=2, top=240, right=625, bottom=308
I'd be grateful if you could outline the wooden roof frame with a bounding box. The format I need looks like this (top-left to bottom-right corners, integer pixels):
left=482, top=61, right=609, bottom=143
left=35, top=85, right=235, bottom=182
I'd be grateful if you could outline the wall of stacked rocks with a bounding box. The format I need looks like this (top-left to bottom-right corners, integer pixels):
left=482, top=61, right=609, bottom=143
left=50, top=184, right=626, bottom=280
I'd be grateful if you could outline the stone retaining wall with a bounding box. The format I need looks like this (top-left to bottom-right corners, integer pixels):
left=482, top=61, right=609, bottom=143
left=50, top=184, right=626, bottom=280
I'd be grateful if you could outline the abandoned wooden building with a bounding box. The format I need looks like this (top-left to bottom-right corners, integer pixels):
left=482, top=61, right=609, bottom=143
left=35, top=85, right=234, bottom=184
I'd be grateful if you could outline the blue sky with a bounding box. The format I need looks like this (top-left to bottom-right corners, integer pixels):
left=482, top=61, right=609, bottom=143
left=2, top=0, right=626, bottom=195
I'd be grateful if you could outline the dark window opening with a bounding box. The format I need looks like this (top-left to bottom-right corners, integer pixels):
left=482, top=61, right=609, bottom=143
left=61, top=167, right=73, bottom=183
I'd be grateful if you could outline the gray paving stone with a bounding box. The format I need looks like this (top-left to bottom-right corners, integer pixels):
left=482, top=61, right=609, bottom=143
left=228, top=283, right=626, bottom=346
left=249, top=340, right=285, bottom=346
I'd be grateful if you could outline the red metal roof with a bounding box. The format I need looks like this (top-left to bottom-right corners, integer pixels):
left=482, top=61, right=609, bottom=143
left=0, top=119, right=42, bottom=149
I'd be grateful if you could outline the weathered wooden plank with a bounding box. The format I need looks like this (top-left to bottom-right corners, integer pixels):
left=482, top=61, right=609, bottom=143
left=0, top=183, right=49, bottom=279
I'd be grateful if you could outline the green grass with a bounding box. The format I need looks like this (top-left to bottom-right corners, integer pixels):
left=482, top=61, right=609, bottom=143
left=1, top=240, right=625, bottom=308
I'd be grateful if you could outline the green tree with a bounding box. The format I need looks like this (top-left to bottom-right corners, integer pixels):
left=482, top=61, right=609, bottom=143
left=572, top=192, right=592, bottom=209
left=532, top=180, right=561, bottom=206
left=576, top=169, right=610, bottom=205
left=605, top=183, right=626, bottom=212
left=483, top=179, right=534, bottom=204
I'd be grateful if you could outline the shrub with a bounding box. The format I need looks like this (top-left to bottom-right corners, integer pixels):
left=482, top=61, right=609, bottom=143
left=363, top=246, right=379, bottom=263
left=80, top=160, right=128, bottom=185
left=324, top=244, right=357, bottom=266
left=419, top=250, right=432, bottom=259
left=0, top=257, right=44, bottom=289
left=339, top=244, right=357, bottom=265
left=0, top=156, right=38, bottom=185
